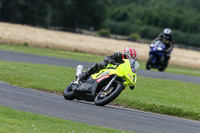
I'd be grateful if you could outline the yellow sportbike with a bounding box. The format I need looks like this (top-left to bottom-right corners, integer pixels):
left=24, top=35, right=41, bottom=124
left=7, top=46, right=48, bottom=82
left=63, top=59, right=140, bottom=106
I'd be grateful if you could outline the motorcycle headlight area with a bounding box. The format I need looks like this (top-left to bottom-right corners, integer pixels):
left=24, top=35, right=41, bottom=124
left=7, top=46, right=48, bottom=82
left=150, top=44, right=154, bottom=47
left=129, top=59, right=140, bottom=72
left=157, top=47, right=163, bottom=51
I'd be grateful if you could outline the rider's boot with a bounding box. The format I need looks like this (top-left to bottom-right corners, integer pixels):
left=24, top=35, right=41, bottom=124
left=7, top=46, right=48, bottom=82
left=80, top=64, right=98, bottom=81
left=74, top=65, right=83, bottom=84
left=79, top=63, right=99, bottom=82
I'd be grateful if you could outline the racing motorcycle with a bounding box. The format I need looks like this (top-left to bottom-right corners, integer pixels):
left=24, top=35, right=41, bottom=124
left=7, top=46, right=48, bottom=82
left=63, top=59, right=140, bottom=106
left=146, top=40, right=168, bottom=72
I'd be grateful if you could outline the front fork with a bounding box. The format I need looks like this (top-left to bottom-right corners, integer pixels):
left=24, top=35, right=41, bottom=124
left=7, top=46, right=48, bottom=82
left=103, top=75, right=117, bottom=91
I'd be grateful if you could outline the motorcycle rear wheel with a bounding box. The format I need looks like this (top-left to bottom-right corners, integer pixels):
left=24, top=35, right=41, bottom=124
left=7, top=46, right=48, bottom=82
left=63, top=83, right=75, bottom=100
left=94, top=83, right=123, bottom=106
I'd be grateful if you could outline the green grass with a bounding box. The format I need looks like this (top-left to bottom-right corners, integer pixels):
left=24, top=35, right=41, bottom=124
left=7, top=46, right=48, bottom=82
left=0, top=61, right=73, bottom=91
left=0, top=106, right=131, bottom=133
left=0, top=43, right=200, bottom=77
left=115, top=77, right=200, bottom=120
left=166, top=66, right=200, bottom=77
left=0, top=61, right=200, bottom=121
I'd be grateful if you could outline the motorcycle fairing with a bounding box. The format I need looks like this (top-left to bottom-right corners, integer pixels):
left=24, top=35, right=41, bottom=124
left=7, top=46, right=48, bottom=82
left=92, top=59, right=138, bottom=89
left=150, top=40, right=166, bottom=55
left=116, top=59, right=137, bottom=88
left=73, top=79, right=97, bottom=102
left=149, top=40, right=167, bottom=67
left=96, top=75, right=110, bottom=83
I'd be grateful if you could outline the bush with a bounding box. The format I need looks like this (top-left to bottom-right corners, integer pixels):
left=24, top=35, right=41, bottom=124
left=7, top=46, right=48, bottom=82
left=173, top=30, right=200, bottom=47
left=23, top=42, right=29, bottom=47
left=129, top=33, right=141, bottom=41
left=104, top=20, right=132, bottom=35
left=98, top=29, right=111, bottom=37
left=138, top=25, right=161, bottom=39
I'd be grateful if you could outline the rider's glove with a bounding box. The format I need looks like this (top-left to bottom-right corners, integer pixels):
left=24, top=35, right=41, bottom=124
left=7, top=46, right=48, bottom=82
left=130, top=86, right=135, bottom=90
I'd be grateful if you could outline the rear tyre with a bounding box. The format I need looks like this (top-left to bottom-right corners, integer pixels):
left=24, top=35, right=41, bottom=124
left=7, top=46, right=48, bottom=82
left=94, top=84, right=123, bottom=106
left=63, top=83, right=75, bottom=100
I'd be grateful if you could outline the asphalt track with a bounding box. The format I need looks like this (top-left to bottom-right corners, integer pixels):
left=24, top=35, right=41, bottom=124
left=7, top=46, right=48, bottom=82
left=1, top=49, right=200, bottom=133
left=1, top=83, right=200, bottom=133
left=0, top=49, right=200, bottom=84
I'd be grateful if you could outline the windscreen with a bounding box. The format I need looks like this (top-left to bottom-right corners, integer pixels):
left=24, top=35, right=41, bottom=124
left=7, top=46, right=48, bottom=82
left=129, top=59, right=140, bottom=73
left=155, top=40, right=165, bottom=47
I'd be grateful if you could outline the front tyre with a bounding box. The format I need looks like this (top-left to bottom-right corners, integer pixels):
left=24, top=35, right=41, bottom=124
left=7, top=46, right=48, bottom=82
left=146, top=55, right=153, bottom=70
left=158, top=67, right=165, bottom=72
left=158, top=57, right=166, bottom=72
left=63, top=83, right=75, bottom=100
left=94, top=83, right=123, bottom=106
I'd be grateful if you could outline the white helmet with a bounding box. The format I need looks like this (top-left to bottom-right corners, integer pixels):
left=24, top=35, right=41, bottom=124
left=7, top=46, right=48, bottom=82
left=163, top=28, right=172, bottom=42
left=163, top=28, right=172, bottom=35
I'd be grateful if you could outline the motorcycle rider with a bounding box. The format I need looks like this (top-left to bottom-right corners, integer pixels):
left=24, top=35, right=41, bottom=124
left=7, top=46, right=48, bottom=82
left=152, top=28, right=174, bottom=67
left=78, top=47, right=138, bottom=90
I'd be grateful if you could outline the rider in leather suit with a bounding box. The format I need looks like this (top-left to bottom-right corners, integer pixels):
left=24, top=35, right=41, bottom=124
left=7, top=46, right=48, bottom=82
left=79, top=47, right=138, bottom=90
left=153, top=28, right=174, bottom=67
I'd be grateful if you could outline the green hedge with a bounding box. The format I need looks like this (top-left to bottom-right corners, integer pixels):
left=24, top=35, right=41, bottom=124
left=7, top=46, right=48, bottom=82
left=98, top=29, right=111, bottom=37
left=105, top=20, right=200, bottom=47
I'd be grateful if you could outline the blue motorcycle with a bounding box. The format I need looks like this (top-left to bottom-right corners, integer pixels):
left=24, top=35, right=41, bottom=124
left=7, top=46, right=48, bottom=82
left=146, top=40, right=167, bottom=72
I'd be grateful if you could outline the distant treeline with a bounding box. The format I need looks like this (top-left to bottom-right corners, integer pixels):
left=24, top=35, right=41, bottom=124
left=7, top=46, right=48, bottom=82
left=0, top=0, right=108, bottom=29
left=0, top=0, right=200, bottom=47
left=105, top=0, right=200, bottom=47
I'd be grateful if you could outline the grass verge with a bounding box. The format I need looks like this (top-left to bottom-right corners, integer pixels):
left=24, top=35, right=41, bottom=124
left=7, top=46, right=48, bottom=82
left=0, top=61, right=73, bottom=91
left=115, top=77, right=200, bottom=120
left=0, top=61, right=200, bottom=121
left=0, top=43, right=200, bottom=77
left=0, top=106, right=131, bottom=133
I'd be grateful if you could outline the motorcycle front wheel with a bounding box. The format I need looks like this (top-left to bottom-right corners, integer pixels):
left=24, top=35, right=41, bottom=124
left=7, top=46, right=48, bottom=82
left=158, top=57, right=166, bottom=72
left=63, top=83, right=75, bottom=100
left=146, top=55, right=154, bottom=70
left=94, top=83, right=123, bottom=106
